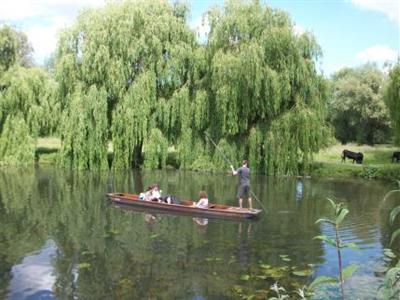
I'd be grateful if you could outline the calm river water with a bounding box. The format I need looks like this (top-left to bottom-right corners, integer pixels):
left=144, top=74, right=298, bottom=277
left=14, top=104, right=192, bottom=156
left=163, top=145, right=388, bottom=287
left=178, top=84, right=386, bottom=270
left=0, top=167, right=398, bottom=299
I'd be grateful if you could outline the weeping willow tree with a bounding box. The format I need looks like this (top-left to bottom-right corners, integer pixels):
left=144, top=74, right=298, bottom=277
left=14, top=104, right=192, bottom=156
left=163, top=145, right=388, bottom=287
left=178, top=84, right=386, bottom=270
left=0, top=25, right=57, bottom=165
left=0, top=115, right=35, bottom=165
left=205, top=0, right=331, bottom=174
left=54, top=0, right=330, bottom=173
left=0, top=66, right=58, bottom=165
left=385, top=63, right=400, bottom=145
left=59, top=85, right=108, bottom=170
left=56, top=0, right=201, bottom=170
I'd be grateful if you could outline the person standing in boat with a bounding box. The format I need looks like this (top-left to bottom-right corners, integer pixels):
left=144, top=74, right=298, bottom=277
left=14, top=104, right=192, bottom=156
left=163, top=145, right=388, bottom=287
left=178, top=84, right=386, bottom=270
left=231, top=160, right=252, bottom=209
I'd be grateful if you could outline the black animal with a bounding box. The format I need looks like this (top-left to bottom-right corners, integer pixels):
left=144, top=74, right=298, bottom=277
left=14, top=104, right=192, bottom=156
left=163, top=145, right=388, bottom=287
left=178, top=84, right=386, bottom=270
left=342, top=149, right=363, bottom=164
left=392, top=151, right=400, bottom=163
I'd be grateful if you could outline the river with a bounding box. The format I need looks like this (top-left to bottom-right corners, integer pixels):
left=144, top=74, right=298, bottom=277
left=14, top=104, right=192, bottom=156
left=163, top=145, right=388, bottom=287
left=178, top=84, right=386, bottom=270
left=0, top=167, right=398, bottom=299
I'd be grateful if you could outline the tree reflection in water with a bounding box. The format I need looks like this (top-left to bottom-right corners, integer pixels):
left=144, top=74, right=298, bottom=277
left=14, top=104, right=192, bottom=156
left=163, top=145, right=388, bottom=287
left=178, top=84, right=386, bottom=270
left=0, top=168, right=396, bottom=299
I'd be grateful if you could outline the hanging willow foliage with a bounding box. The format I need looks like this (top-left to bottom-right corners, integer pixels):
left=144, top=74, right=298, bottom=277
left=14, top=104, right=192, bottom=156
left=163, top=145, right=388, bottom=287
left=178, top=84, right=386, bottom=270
left=0, top=67, right=59, bottom=137
left=143, top=128, right=168, bottom=169
left=384, top=63, right=400, bottom=145
left=0, top=115, right=34, bottom=165
left=56, top=0, right=198, bottom=170
left=205, top=0, right=330, bottom=174
left=112, top=71, right=155, bottom=169
left=0, top=66, right=58, bottom=165
left=59, top=85, right=108, bottom=170
left=53, top=0, right=330, bottom=174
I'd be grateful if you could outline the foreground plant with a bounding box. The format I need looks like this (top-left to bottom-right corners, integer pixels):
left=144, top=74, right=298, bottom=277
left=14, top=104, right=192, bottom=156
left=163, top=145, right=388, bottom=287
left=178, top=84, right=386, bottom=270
left=381, top=181, right=400, bottom=299
left=312, top=198, right=358, bottom=300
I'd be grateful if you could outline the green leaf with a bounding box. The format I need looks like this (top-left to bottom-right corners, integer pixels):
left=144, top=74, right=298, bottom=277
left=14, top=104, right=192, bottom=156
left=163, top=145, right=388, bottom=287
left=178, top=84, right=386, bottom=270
left=345, top=242, right=359, bottom=250
left=314, top=235, right=337, bottom=247
left=240, top=274, right=250, bottom=281
left=309, top=275, right=338, bottom=289
left=375, top=266, right=389, bottom=274
left=390, top=228, right=400, bottom=245
left=336, top=208, right=349, bottom=225
left=383, top=248, right=396, bottom=258
left=292, top=269, right=314, bottom=277
left=342, top=264, right=358, bottom=280
left=260, top=264, right=271, bottom=269
left=315, top=218, right=335, bottom=225
left=78, top=262, right=91, bottom=270
left=390, top=206, right=400, bottom=225
left=383, top=189, right=400, bottom=203
left=327, top=198, right=337, bottom=210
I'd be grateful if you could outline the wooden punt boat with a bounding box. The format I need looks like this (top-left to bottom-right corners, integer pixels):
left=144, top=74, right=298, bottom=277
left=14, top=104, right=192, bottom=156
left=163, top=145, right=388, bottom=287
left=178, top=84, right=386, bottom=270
left=107, top=193, right=262, bottom=219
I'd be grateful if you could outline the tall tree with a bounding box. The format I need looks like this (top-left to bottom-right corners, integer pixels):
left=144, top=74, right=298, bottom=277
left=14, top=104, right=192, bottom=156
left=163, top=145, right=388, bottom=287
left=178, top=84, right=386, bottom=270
left=0, top=25, right=18, bottom=75
left=0, top=67, right=58, bottom=164
left=0, top=25, right=34, bottom=75
left=205, top=0, right=331, bottom=174
left=329, top=64, right=391, bottom=145
left=56, top=0, right=198, bottom=170
left=0, top=25, right=55, bottom=165
left=55, top=0, right=331, bottom=174
left=384, top=63, right=400, bottom=145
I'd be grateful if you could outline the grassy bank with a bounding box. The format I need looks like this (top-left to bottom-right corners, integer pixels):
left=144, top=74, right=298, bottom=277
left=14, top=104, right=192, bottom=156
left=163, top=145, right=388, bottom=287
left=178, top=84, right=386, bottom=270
left=35, top=137, right=61, bottom=164
left=311, top=144, right=400, bottom=180
left=36, top=138, right=400, bottom=180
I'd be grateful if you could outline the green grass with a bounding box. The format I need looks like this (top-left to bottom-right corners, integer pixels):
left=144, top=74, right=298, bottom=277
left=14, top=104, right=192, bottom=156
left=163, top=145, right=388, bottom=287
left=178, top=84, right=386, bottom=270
left=35, top=137, right=61, bottom=164
left=312, top=143, right=400, bottom=180
left=37, top=137, right=61, bottom=150
left=32, top=138, right=400, bottom=180
left=315, top=143, right=399, bottom=165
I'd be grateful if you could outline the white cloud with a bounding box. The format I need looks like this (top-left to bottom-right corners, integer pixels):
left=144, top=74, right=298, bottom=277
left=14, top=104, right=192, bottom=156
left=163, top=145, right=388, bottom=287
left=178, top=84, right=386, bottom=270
left=26, top=17, right=70, bottom=64
left=0, top=0, right=104, bottom=20
left=0, top=0, right=106, bottom=64
left=356, top=44, right=398, bottom=63
left=351, top=0, right=400, bottom=24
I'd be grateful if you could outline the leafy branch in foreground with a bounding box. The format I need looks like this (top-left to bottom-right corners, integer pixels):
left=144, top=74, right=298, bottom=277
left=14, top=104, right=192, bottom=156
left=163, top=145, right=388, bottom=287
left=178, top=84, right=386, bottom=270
left=381, top=181, right=400, bottom=299
left=312, top=198, right=359, bottom=300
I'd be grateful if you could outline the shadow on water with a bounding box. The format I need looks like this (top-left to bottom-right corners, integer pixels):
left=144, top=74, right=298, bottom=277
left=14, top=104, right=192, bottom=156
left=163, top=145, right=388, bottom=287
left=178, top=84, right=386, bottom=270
left=0, top=167, right=398, bottom=299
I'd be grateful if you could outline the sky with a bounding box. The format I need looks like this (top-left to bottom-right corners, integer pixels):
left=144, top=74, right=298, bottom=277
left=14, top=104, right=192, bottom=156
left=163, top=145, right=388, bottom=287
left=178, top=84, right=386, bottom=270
left=0, top=0, right=398, bottom=76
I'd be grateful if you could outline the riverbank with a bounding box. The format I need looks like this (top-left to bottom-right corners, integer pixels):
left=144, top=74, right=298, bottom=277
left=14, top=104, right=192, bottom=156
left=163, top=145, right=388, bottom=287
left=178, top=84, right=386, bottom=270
left=311, top=144, right=400, bottom=181
left=36, top=138, right=400, bottom=180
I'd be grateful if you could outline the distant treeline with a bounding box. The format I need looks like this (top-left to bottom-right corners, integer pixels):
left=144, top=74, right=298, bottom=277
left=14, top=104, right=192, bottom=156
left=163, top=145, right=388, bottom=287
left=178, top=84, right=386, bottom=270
left=0, top=0, right=399, bottom=173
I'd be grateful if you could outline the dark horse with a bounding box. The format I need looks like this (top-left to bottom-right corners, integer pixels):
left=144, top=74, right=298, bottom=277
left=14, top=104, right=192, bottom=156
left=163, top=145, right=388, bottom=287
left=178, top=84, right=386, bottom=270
left=342, top=149, right=363, bottom=164
left=392, top=152, right=400, bottom=163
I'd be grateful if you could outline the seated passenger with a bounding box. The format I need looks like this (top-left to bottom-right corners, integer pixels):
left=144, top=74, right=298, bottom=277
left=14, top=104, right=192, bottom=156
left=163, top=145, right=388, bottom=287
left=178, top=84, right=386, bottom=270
left=151, top=184, right=161, bottom=200
left=143, top=184, right=162, bottom=201
left=193, top=191, right=209, bottom=208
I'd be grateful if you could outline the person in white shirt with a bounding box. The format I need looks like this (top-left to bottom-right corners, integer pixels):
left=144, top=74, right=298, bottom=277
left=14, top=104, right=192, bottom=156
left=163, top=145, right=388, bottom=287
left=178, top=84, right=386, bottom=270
left=143, top=184, right=162, bottom=201
left=193, top=191, right=209, bottom=208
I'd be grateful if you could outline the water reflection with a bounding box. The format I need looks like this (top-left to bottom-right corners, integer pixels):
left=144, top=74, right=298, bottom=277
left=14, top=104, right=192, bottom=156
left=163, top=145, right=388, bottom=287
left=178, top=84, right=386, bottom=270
left=0, top=167, right=398, bottom=299
left=295, top=178, right=304, bottom=203
left=193, top=218, right=208, bottom=227
left=9, top=240, right=57, bottom=300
